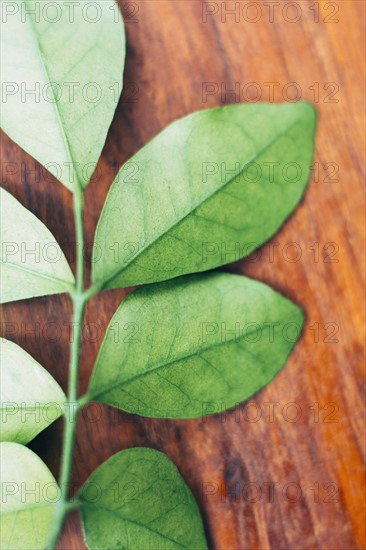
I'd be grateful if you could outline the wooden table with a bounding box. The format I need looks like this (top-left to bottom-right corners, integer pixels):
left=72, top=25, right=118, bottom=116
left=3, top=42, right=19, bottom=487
left=1, top=1, right=365, bottom=548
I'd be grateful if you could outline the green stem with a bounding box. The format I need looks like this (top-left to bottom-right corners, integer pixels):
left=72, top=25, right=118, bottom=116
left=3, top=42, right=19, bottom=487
left=73, top=183, right=85, bottom=295
left=47, top=183, right=86, bottom=549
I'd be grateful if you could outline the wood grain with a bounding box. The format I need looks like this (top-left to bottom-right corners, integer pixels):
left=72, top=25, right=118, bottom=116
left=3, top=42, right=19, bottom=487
left=1, top=1, right=365, bottom=548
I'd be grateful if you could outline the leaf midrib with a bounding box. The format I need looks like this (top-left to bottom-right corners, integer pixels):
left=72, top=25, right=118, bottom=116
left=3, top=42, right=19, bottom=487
left=23, top=0, right=79, bottom=190
left=1, top=500, right=53, bottom=517
left=89, top=313, right=277, bottom=401
left=98, top=109, right=309, bottom=288
left=0, top=257, right=73, bottom=289
left=80, top=500, right=190, bottom=549
left=0, top=403, right=64, bottom=412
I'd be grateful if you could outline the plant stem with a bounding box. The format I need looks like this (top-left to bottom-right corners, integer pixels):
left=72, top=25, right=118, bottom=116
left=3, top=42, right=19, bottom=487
left=47, top=182, right=86, bottom=549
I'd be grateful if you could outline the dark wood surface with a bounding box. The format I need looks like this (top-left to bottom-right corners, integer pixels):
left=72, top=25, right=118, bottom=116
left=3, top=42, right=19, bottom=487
left=1, top=1, right=365, bottom=548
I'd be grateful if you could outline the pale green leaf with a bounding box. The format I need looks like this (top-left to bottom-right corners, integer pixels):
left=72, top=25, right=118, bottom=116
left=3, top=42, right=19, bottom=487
left=92, top=102, right=316, bottom=288
left=0, top=339, right=66, bottom=444
left=79, top=447, right=207, bottom=550
left=88, top=273, right=304, bottom=418
left=0, top=442, right=59, bottom=550
left=0, top=0, right=125, bottom=191
left=0, top=187, right=74, bottom=303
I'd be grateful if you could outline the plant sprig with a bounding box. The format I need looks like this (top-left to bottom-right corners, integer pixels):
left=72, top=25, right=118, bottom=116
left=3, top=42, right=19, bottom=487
left=0, top=2, right=316, bottom=549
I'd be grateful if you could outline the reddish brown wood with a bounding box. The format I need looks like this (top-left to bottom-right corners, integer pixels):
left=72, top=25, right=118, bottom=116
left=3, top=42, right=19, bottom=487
left=1, top=1, right=365, bottom=548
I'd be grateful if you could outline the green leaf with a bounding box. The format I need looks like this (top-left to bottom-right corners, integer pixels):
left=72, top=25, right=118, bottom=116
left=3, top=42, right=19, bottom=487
left=0, top=187, right=74, bottom=303
left=92, top=102, right=316, bottom=289
left=1, top=0, right=125, bottom=191
left=78, top=447, right=207, bottom=550
left=0, top=442, right=59, bottom=550
left=88, top=273, right=304, bottom=418
left=0, top=339, right=66, bottom=444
